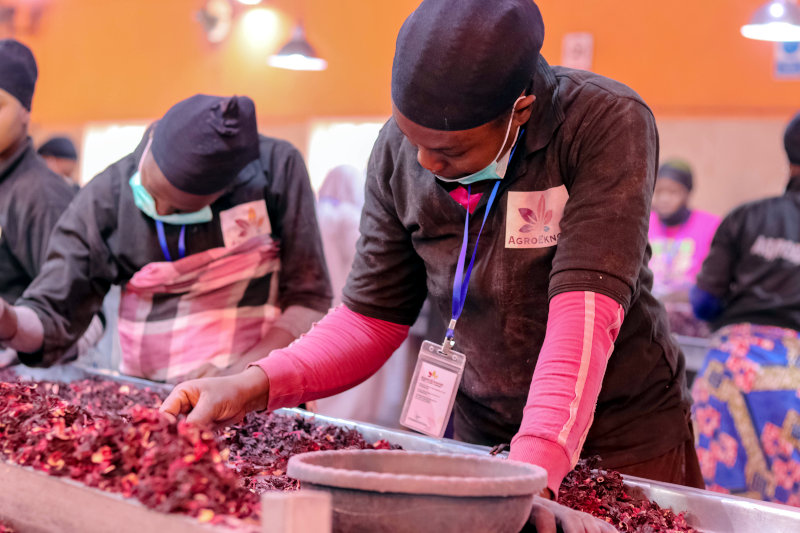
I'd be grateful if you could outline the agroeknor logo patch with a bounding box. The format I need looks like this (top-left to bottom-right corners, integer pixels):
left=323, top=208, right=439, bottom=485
left=505, top=186, right=569, bottom=249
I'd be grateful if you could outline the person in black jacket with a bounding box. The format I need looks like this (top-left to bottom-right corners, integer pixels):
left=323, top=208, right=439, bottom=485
left=0, top=39, right=76, bottom=304
left=38, top=136, right=80, bottom=188
left=0, top=39, right=78, bottom=367
left=690, top=111, right=800, bottom=504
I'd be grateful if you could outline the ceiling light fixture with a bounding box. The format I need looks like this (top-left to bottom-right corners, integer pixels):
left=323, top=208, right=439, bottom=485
left=268, top=23, right=327, bottom=71
left=741, top=0, right=800, bottom=42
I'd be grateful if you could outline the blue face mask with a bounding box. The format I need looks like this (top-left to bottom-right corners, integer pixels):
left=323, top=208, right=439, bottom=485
left=129, top=172, right=213, bottom=225
left=435, top=96, right=524, bottom=185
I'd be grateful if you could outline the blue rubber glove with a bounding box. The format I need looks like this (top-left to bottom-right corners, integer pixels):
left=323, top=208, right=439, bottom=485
left=690, top=286, right=724, bottom=321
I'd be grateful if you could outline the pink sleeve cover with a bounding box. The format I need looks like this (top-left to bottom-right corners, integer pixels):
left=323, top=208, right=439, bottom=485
left=508, top=291, right=624, bottom=494
left=255, top=293, right=621, bottom=496
left=253, top=305, right=409, bottom=411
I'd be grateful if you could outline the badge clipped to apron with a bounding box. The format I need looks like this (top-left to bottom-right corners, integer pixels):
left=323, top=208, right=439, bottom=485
left=400, top=179, right=503, bottom=438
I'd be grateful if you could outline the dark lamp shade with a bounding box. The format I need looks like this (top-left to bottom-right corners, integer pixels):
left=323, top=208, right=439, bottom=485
left=268, top=25, right=327, bottom=71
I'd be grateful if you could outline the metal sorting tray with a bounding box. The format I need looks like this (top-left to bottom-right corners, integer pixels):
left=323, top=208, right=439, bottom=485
left=622, top=478, right=800, bottom=533
left=281, top=408, right=493, bottom=456
left=284, top=411, right=800, bottom=533
left=8, top=364, right=800, bottom=532
left=2, top=365, right=253, bottom=533
left=9, top=363, right=175, bottom=395
left=0, top=461, right=253, bottom=533
left=674, top=334, right=712, bottom=373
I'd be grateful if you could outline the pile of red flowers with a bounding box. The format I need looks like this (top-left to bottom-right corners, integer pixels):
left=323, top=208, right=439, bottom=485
left=558, top=457, right=699, bottom=533
left=0, top=374, right=400, bottom=523
left=37, top=378, right=166, bottom=414
left=10, top=375, right=400, bottom=494
left=0, top=382, right=259, bottom=524
left=1, top=372, right=701, bottom=533
left=226, top=411, right=398, bottom=492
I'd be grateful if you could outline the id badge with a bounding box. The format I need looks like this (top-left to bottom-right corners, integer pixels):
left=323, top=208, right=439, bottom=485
left=400, top=340, right=466, bottom=438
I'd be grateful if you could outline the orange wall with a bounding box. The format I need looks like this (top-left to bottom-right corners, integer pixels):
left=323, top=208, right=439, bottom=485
left=10, top=0, right=800, bottom=125
left=538, top=0, right=799, bottom=117
left=20, top=0, right=418, bottom=124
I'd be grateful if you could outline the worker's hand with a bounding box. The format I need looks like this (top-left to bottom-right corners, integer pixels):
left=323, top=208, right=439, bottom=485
left=0, top=299, right=18, bottom=344
left=529, top=496, right=618, bottom=533
left=159, top=366, right=270, bottom=427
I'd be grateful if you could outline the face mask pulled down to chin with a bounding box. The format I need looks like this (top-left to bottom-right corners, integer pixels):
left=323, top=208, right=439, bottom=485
left=129, top=172, right=213, bottom=225
left=435, top=96, right=525, bottom=186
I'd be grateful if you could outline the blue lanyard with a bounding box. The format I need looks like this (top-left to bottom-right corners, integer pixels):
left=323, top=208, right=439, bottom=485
left=445, top=180, right=501, bottom=346
left=443, top=129, right=524, bottom=351
left=156, top=220, right=186, bottom=262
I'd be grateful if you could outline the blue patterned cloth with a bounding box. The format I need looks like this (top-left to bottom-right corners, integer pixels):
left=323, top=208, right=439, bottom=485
left=692, top=324, right=800, bottom=506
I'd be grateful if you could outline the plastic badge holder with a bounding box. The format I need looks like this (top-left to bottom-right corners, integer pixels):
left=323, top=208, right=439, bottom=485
left=400, top=340, right=467, bottom=439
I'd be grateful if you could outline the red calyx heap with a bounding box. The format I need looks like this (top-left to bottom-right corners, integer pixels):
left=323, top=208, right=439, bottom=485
left=558, top=457, right=699, bottom=533
left=1, top=373, right=699, bottom=532
left=0, top=382, right=259, bottom=525
left=225, top=412, right=398, bottom=492
left=0, top=374, right=399, bottom=524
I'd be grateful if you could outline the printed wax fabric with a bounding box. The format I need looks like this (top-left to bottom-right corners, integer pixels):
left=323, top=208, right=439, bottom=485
left=692, top=323, right=800, bottom=505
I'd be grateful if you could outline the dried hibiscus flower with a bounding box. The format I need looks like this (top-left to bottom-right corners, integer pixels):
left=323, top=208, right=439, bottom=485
left=0, top=371, right=402, bottom=518
left=0, top=382, right=259, bottom=524
left=224, top=411, right=400, bottom=492
left=558, top=457, right=699, bottom=533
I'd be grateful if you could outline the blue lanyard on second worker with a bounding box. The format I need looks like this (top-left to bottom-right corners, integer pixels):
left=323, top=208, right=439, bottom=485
left=156, top=220, right=186, bottom=262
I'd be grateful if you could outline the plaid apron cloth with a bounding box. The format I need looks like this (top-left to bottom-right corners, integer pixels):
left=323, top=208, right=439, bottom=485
left=118, top=235, right=280, bottom=382
left=692, top=323, right=800, bottom=506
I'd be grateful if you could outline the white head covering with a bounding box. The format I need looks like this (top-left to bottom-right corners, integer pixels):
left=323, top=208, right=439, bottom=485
left=316, top=165, right=366, bottom=306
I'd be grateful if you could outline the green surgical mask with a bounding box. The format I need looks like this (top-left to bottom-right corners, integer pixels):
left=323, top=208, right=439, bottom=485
left=129, top=172, right=213, bottom=225
left=442, top=146, right=514, bottom=185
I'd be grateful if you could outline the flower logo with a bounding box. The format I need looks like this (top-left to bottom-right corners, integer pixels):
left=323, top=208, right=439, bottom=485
left=235, top=207, right=266, bottom=238
left=518, top=196, right=553, bottom=233
left=427, top=370, right=438, bottom=379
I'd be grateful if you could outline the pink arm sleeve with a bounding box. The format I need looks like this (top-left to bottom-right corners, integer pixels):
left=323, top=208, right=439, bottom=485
left=509, top=291, right=624, bottom=494
left=253, top=305, right=409, bottom=411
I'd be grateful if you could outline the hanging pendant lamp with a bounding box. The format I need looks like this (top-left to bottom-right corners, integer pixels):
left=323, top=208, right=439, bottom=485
left=741, top=0, right=800, bottom=42
left=268, top=24, right=327, bottom=71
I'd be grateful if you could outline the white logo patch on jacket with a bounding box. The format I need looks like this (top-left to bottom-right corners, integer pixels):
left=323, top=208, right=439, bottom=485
left=220, top=200, right=271, bottom=248
left=505, top=186, right=569, bottom=249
